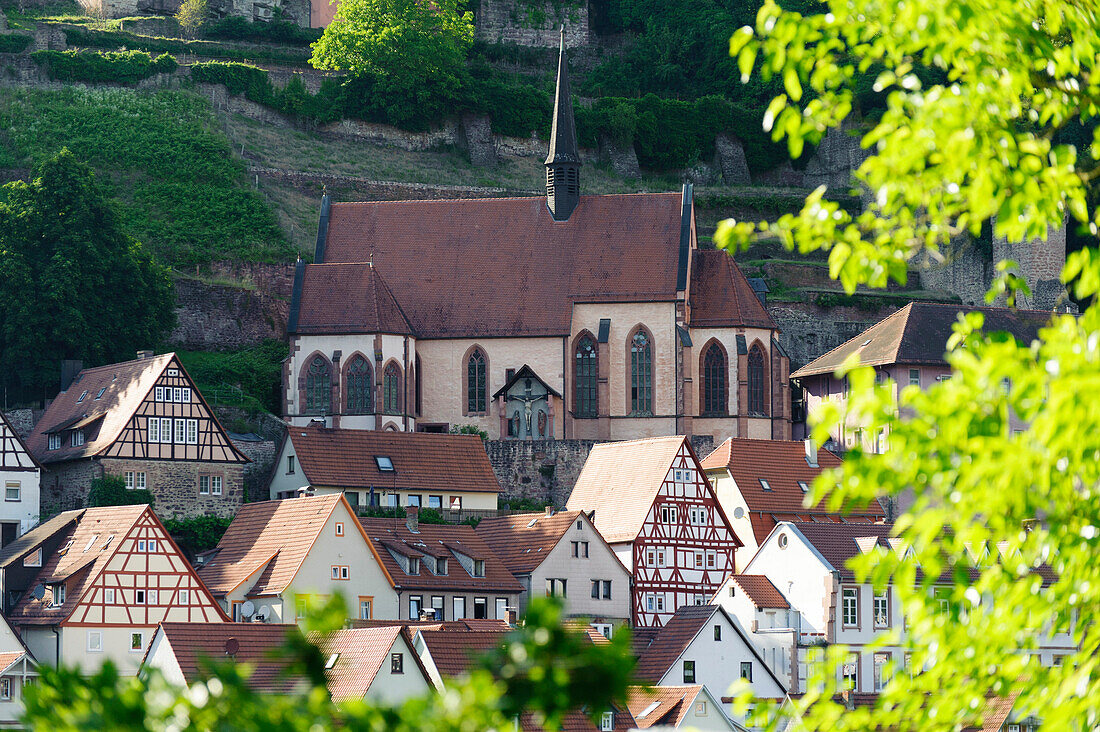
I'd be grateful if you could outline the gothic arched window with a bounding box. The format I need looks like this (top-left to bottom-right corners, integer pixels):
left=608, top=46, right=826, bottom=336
left=630, top=329, right=653, bottom=415
left=748, top=344, right=766, bottom=415
left=466, top=349, right=487, bottom=414
left=383, top=362, right=402, bottom=415
left=574, top=336, right=598, bottom=418
left=346, top=356, right=373, bottom=414
left=702, top=343, right=728, bottom=416
left=305, top=356, right=331, bottom=415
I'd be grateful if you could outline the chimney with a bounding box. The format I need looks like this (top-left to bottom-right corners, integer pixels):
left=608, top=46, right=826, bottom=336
left=59, top=360, right=83, bottom=392
left=505, top=607, right=518, bottom=627
left=406, top=505, right=419, bottom=533
left=805, top=438, right=819, bottom=468
left=136, top=350, right=154, bottom=360
left=544, top=505, right=554, bottom=517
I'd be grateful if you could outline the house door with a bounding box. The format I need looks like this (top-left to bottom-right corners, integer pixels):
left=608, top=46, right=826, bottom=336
left=0, top=523, right=17, bottom=548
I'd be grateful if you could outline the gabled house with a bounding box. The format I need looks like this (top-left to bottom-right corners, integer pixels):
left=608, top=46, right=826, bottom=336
left=0, top=612, right=37, bottom=728
left=700, top=438, right=884, bottom=559
left=359, top=511, right=523, bottom=622
left=0, top=411, right=40, bottom=544
left=476, top=509, right=630, bottom=632
left=196, top=493, right=397, bottom=623
left=143, top=622, right=432, bottom=703
left=566, top=436, right=741, bottom=627
left=26, top=352, right=248, bottom=517
left=626, top=685, right=742, bottom=731
left=713, top=574, right=798, bottom=689
left=0, top=504, right=227, bottom=674
left=633, top=604, right=786, bottom=727
left=268, top=426, right=501, bottom=513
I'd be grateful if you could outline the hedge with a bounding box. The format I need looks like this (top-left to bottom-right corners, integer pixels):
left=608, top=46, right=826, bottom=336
left=60, top=26, right=312, bottom=65
left=0, top=34, right=32, bottom=54
left=203, top=16, right=322, bottom=46
left=31, top=49, right=177, bottom=84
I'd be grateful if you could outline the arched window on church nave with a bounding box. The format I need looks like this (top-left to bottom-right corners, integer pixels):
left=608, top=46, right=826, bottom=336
left=466, top=348, right=487, bottom=414
left=629, top=328, right=653, bottom=415
left=305, top=355, right=331, bottom=415
left=383, top=362, right=402, bottom=415
left=574, top=335, right=598, bottom=418
left=748, top=343, right=767, bottom=415
left=346, top=355, right=373, bottom=414
left=701, top=342, right=728, bottom=416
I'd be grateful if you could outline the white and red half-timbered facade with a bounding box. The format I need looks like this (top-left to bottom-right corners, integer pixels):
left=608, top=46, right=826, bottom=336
left=566, top=436, right=742, bottom=627
left=0, top=504, right=227, bottom=674
left=0, top=412, right=40, bottom=545
left=26, top=352, right=249, bottom=518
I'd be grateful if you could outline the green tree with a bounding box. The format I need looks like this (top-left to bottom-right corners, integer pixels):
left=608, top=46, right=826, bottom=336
left=717, top=0, right=1100, bottom=730
left=175, top=0, right=208, bottom=39
left=309, top=0, right=473, bottom=113
left=0, top=149, right=174, bottom=401
left=87, top=475, right=154, bottom=508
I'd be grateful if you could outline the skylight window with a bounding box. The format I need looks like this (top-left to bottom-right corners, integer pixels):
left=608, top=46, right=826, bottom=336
left=375, top=456, right=395, bottom=472
left=759, top=479, right=772, bottom=491
left=325, top=653, right=339, bottom=670
left=526, top=518, right=538, bottom=528
left=76, top=391, right=88, bottom=403
left=84, top=535, right=99, bottom=552
left=638, top=702, right=661, bottom=719
left=95, top=387, right=106, bottom=400
left=798, top=481, right=809, bottom=493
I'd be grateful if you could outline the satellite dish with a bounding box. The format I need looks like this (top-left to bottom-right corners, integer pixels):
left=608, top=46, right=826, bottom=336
left=31, top=584, right=44, bottom=601
left=255, top=605, right=270, bottom=622
left=240, top=600, right=255, bottom=618
left=224, top=637, right=240, bottom=656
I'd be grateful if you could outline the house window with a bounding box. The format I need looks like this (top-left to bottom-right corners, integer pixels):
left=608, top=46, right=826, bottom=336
left=759, top=478, right=772, bottom=491
left=331, top=565, right=349, bottom=580
left=287, top=455, right=296, bottom=474
left=346, top=356, right=374, bottom=414
left=4, top=482, right=19, bottom=502
left=131, top=632, right=144, bottom=652
left=181, top=387, right=191, bottom=403
left=436, top=558, right=448, bottom=575
left=335, top=522, right=344, bottom=537
left=602, top=580, right=612, bottom=599
left=706, top=550, right=716, bottom=569
left=359, top=596, right=373, bottom=620
left=148, top=540, right=157, bottom=552
left=391, top=653, right=404, bottom=674
left=798, top=481, right=809, bottom=493
left=660, top=505, right=677, bottom=524
left=873, top=652, right=890, bottom=691
left=683, top=660, right=696, bottom=683
left=135, top=472, right=146, bottom=489
left=428, top=495, right=442, bottom=509
left=199, top=476, right=209, bottom=495
left=211, top=476, right=223, bottom=496
left=174, top=388, right=183, bottom=403
left=842, top=587, right=859, bottom=627
left=546, top=579, right=567, bottom=597
left=701, top=343, right=728, bottom=416
left=24, top=548, right=41, bottom=567
left=571, top=541, right=589, bottom=558
left=474, top=597, right=487, bottom=619
left=655, top=547, right=666, bottom=567
left=574, top=336, right=598, bottom=418
left=630, top=329, right=653, bottom=415
left=646, top=547, right=655, bottom=566
left=51, top=584, right=65, bottom=606
left=408, top=557, right=420, bottom=575
left=909, top=368, right=921, bottom=386
left=124, top=472, right=134, bottom=489
left=453, top=596, right=466, bottom=618
left=71, top=430, right=84, bottom=447
left=843, top=653, right=859, bottom=690
left=137, top=540, right=147, bottom=552
left=600, top=712, right=614, bottom=731
left=178, top=589, right=189, bottom=605
left=186, top=419, right=198, bottom=445
left=591, top=580, right=601, bottom=599
left=874, top=589, right=890, bottom=628
left=496, top=597, right=508, bottom=619
left=155, top=387, right=164, bottom=401
left=305, top=356, right=332, bottom=414
left=748, top=344, right=766, bottom=415
left=407, top=495, right=422, bottom=507
left=48, top=433, right=61, bottom=450
left=135, top=590, right=146, bottom=604
left=0, top=678, right=10, bottom=700
left=473, top=559, right=485, bottom=577
left=104, top=588, right=115, bottom=604
left=87, top=631, right=103, bottom=652
left=714, top=625, right=722, bottom=641
left=173, top=419, right=185, bottom=444
left=383, top=362, right=402, bottom=414
left=694, top=550, right=704, bottom=568
left=148, top=590, right=158, bottom=604
left=409, top=596, right=423, bottom=619
left=296, top=596, right=308, bottom=620
left=740, top=661, right=753, bottom=681
left=466, top=349, right=487, bottom=414
left=160, top=418, right=173, bottom=443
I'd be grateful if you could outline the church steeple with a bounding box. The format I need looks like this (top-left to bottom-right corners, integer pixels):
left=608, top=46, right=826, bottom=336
left=545, top=27, right=580, bottom=222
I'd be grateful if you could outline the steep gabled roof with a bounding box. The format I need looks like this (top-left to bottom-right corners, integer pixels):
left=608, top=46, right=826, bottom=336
left=565, top=436, right=690, bottom=544
left=26, top=354, right=173, bottom=464
left=198, top=494, right=345, bottom=597
left=688, top=249, right=776, bottom=330
left=291, top=263, right=413, bottom=336
left=729, top=575, right=790, bottom=609
left=312, top=626, right=418, bottom=702
left=152, top=622, right=304, bottom=693
left=475, top=510, right=584, bottom=574
left=791, top=302, right=1054, bottom=378
left=0, top=511, right=83, bottom=569
left=0, top=410, right=41, bottom=471
left=288, top=427, right=501, bottom=494
left=701, top=438, right=884, bottom=544
left=626, top=685, right=704, bottom=729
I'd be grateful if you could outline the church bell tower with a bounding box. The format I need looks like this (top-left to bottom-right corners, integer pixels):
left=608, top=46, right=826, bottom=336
left=545, top=28, right=580, bottom=222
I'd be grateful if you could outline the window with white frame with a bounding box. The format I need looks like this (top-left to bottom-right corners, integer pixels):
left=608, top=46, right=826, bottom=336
left=155, top=387, right=164, bottom=402
left=135, top=472, right=146, bottom=489
left=104, top=588, right=115, bottom=604
left=48, top=433, right=61, bottom=450
left=4, top=482, right=19, bottom=502
left=174, top=419, right=186, bottom=443
left=842, top=653, right=858, bottom=690
left=673, top=468, right=689, bottom=483
left=600, top=712, right=614, bottom=731
left=873, top=652, right=890, bottom=691
left=130, top=632, right=144, bottom=652
left=360, top=597, right=373, bottom=620
left=173, top=387, right=183, bottom=403
left=160, top=418, right=173, bottom=443
left=87, top=631, right=103, bottom=652
left=211, top=476, right=223, bottom=496
left=0, top=677, right=10, bottom=700
left=148, top=590, right=157, bottom=605
left=179, top=589, right=189, bottom=605
left=182, top=387, right=191, bottom=402
left=199, top=476, right=209, bottom=495
left=137, top=540, right=147, bottom=552
left=842, top=587, right=859, bottom=627
left=148, top=540, right=157, bottom=553
left=706, top=550, right=716, bottom=569
left=70, top=430, right=84, bottom=447
left=125, top=472, right=135, bottom=489
left=135, top=589, right=146, bottom=604
left=660, top=505, right=677, bottom=523
left=873, top=589, right=890, bottom=628
left=655, top=547, right=666, bottom=567
left=645, top=547, right=655, bottom=566
left=694, top=550, right=704, bottom=568
left=186, top=419, right=198, bottom=444
left=331, top=565, right=350, bottom=580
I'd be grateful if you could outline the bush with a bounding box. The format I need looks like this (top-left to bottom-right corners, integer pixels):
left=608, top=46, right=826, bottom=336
left=176, top=339, right=288, bottom=415
left=204, top=15, right=322, bottom=46
left=162, top=514, right=232, bottom=554
left=60, top=26, right=311, bottom=65
left=87, top=475, right=154, bottom=508
left=30, top=49, right=177, bottom=84
left=0, top=34, right=32, bottom=54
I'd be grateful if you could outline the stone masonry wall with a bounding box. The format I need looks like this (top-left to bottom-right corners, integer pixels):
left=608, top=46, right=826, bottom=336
left=230, top=437, right=277, bottom=502
left=475, top=0, right=589, bottom=48
left=486, top=435, right=716, bottom=507
left=769, top=306, right=883, bottom=370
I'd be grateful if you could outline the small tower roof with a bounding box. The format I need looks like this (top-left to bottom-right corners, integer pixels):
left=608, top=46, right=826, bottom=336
left=545, top=28, right=579, bottom=166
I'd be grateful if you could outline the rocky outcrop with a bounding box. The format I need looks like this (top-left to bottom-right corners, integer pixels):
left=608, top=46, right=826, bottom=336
left=714, top=133, right=751, bottom=185
left=459, top=113, right=498, bottom=168
left=597, top=133, right=640, bottom=178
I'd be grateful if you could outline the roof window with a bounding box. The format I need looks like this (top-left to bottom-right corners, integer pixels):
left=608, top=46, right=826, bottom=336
left=526, top=518, right=538, bottom=528
left=76, top=391, right=88, bottom=403
left=95, top=387, right=106, bottom=400
left=325, top=653, right=339, bottom=669
left=798, top=481, right=809, bottom=493
left=638, top=702, right=661, bottom=719
left=759, top=479, right=772, bottom=491
left=375, top=456, right=395, bottom=472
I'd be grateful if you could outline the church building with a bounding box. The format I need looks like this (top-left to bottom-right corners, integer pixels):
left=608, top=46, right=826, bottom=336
left=284, top=36, right=790, bottom=444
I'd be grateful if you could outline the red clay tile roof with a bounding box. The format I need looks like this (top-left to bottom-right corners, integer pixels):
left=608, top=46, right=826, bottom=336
left=791, top=302, right=1054, bottom=378
left=0, top=652, right=27, bottom=675
left=311, top=626, right=409, bottom=702
left=633, top=604, right=716, bottom=683
left=292, top=264, right=412, bottom=336
left=417, top=628, right=506, bottom=678
left=9, top=505, right=149, bottom=625
left=198, top=494, right=344, bottom=597
left=154, top=622, right=304, bottom=694
left=626, top=685, right=703, bottom=728
left=349, top=619, right=510, bottom=632
left=359, top=519, right=523, bottom=594
left=520, top=707, right=636, bottom=732
left=289, top=427, right=501, bottom=494
left=730, top=575, right=790, bottom=609
left=781, top=521, right=896, bottom=581
left=0, top=511, right=82, bottom=569
left=26, top=354, right=172, bottom=464
left=688, top=249, right=776, bottom=330
left=311, top=194, right=688, bottom=338
left=566, top=436, right=702, bottom=544
left=701, top=438, right=884, bottom=544
left=475, top=510, right=584, bottom=574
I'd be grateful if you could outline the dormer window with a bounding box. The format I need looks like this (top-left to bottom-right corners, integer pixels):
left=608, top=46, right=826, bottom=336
left=48, top=434, right=61, bottom=451
left=436, top=558, right=448, bottom=575
left=71, top=430, right=84, bottom=447
left=375, top=456, right=394, bottom=472
left=473, top=559, right=485, bottom=577
left=408, top=557, right=420, bottom=575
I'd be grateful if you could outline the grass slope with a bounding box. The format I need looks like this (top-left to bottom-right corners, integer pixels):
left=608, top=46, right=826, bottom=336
left=0, top=86, right=297, bottom=266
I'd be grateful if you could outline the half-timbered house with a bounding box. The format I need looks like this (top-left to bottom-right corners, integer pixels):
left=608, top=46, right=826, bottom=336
left=26, top=352, right=249, bottom=517
left=0, top=411, right=40, bottom=545
left=0, top=504, right=227, bottom=674
left=566, top=436, right=742, bottom=627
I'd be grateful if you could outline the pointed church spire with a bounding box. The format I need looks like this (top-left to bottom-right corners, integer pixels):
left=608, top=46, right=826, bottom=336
left=545, top=27, right=580, bottom=221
